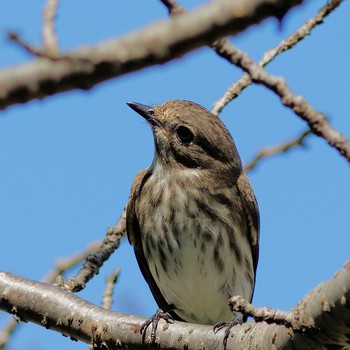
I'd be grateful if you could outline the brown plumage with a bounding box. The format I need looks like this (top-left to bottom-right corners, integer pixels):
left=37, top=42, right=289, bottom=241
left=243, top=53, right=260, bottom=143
left=126, top=100, right=259, bottom=336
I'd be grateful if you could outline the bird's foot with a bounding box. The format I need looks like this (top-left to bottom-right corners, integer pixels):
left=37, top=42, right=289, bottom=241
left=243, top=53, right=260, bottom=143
left=214, top=313, right=243, bottom=349
left=140, top=309, right=174, bottom=344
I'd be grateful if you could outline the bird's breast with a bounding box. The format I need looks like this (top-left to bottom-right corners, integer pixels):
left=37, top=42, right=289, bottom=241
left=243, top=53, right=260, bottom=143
left=136, top=172, right=254, bottom=324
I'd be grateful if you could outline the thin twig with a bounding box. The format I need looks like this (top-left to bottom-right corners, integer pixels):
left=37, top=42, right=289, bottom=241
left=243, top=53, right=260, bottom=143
left=0, top=321, right=16, bottom=350
left=102, top=269, right=120, bottom=310
left=7, top=32, right=48, bottom=57
left=9, top=0, right=60, bottom=58
left=7, top=31, right=72, bottom=62
left=161, top=0, right=343, bottom=117
left=212, top=42, right=350, bottom=163
left=212, top=0, right=343, bottom=115
left=229, top=295, right=314, bottom=330
left=43, top=242, right=101, bottom=283
left=63, top=209, right=126, bottom=292
left=160, top=0, right=316, bottom=170
left=42, top=0, right=59, bottom=54
left=160, top=0, right=184, bottom=15
left=244, top=129, right=312, bottom=172
left=159, top=0, right=349, bottom=163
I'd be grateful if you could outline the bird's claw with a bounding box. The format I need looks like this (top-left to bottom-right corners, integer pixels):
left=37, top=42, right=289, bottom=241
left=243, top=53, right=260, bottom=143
left=140, top=309, right=174, bottom=344
left=213, top=313, right=243, bottom=349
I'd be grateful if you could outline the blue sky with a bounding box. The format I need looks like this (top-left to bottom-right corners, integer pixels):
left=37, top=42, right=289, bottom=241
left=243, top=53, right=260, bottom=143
left=0, top=1, right=349, bottom=349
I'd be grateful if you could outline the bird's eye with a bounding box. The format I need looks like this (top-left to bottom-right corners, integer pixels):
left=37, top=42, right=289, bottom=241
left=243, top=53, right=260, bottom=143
left=176, top=126, right=194, bottom=144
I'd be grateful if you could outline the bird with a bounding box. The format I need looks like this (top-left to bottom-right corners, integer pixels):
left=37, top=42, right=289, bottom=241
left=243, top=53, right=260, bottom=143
left=126, top=99, right=259, bottom=346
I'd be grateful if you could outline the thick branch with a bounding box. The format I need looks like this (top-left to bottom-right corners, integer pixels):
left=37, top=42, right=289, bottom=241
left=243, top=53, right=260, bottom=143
left=0, top=262, right=349, bottom=349
left=0, top=0, right=304, bottom=110
left=0, top=241, right=100, bottom=350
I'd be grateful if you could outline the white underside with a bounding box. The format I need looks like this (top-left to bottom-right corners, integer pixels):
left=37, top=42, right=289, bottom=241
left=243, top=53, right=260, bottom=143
left=140, top=165, right=253, bottom=324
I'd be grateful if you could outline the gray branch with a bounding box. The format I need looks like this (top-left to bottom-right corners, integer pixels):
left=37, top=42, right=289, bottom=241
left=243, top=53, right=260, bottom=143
left=212, top=0, right=344, bottom=115
left=62, top=209, right=126, bottom=292
left=0, top=262, right=349, bottom=349
left=0, top=0, right=304, bottom=110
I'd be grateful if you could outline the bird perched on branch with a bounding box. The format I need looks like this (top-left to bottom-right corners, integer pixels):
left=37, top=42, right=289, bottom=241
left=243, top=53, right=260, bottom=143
left=126, top=100, right=259, bottom=346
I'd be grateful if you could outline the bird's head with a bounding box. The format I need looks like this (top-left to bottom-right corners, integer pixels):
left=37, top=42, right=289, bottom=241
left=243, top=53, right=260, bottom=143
left=127, top=100, right=242, bottom=183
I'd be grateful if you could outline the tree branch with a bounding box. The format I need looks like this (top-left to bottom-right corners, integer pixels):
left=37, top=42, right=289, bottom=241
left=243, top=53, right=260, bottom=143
left=62, top=209, right=126, bottom=292
left=1, top=262, right=349, bottom=349
left=0, top=0, right=304, bottom=110
left=42, top=0, right=59, bottom=54
left=158, top=0, right=349, bottom=164
left=211, top=42, right=350, bottom=163
left=212, top=0, right=344, bottom=115
left=102, top=269, right=120, bottom=310
left=244, top=129, right=312, bottom=172
left=0, top=241, right=100, bottom=350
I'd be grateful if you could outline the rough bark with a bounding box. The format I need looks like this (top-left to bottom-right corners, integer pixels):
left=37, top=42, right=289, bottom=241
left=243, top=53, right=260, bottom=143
left=0, top=262, right=349, bottom=349
left=0, top=0, right=303, bottom=110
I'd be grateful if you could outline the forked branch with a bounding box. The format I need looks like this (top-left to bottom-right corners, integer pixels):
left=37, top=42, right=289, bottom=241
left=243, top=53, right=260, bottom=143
left=0, top=262, right=349, bottom=349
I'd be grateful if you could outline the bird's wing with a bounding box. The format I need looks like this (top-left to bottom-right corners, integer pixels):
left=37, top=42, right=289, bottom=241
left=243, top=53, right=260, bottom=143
left=237, top=171, right=260, bottom=278
left=126, top=169, right=148, bottom=247
left=126, top=169, right=181, bottom=318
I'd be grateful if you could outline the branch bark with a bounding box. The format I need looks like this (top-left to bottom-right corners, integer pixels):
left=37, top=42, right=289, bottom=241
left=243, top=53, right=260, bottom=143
left=244, top=129, right=312, bottom=171
left=158, top=0, right=350, bottom=164
left=0, top=0, right=304, bottom=110
left=62, top=209, right=126, bottom=292
left=42, top=0, right=59, bottom=54
left=0, top=262, right=349, bottom=349
left=211, top=41, right=350, bottom=163
left=212, top=0, right=344, bottom=115
left=0, top=241, right=100, bottom=350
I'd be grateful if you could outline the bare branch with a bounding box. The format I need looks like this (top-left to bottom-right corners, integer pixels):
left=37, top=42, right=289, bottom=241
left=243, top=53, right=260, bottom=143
left=7, top=32, right=47, bottom=57
left=0, top=320, right=17, bottom=350
left=43, top=242, right=101, bottom=283
left=158, top=0, right=349, bottom=163
left=160, top=0, right=185, bottom=15
left=1, top=262, right=349, bottom=349
left=9, top=0, right=60, bottom=58
left=0, top=0, right=304, bottom=110
left=102, top=269, right=120, bottom=310
left=212, top=42, right=350, bottom=163
left=212, top=0, right=343, bottom=115
left=231, top=261, right=350, bottom=345
left=244, top=129, right=312, bottom=172
left=230, top=296, right=313, bottom=330
left=261, top=0, right=343, bottom=65
left=62, top=209, right=126, bottom=292
left=0, top=241, right=100, bottom=350
left=42, top=0, right=59, bottom=54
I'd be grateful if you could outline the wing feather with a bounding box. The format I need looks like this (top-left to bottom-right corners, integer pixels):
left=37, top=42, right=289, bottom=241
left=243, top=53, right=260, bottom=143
left=237, top=172, right=260, bottom=281
left=126, top=169, right=182, bottom=319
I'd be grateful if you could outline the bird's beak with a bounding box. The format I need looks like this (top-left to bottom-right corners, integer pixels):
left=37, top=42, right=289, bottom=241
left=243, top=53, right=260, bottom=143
left=127, top=102, right=162, bottom=127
